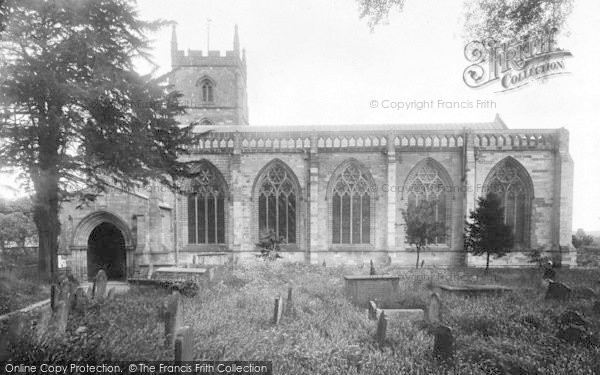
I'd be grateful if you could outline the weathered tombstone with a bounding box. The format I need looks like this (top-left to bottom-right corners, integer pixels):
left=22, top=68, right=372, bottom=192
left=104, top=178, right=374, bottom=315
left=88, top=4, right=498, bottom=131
left=427, top=293, right=441, bottom=323
left=52, top=300, right=69, bottom=334
left=192, top=255, right=197, bottom=266
left=433, top=325, right=453, bottom=361
left=164, top=292, right=183, bottom=346
left=369, top=260, right=376, bottom=276
left=147, top=263, right=154, bottom=280
left=93, top=270, right=108, bottom=299
left=545, top=281, right=571, bottom=300
left=72, top=287, right=87, bottom=314
left=174, top=326, right=193, bottom=362
left=273, top=295, right=283, bottom=324
left=106, top=287, right=116, bottom=300
left=285, top=287, right=294, bottom=316
left=375, top=311, right=387, bottom=345
left=368, top=301, right=378, bottom=321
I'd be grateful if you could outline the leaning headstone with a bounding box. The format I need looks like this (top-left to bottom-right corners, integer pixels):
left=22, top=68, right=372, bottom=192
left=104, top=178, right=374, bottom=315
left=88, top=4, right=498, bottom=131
left=93, top=269, right=108, bottom=299
left=375, top=311, right=387, bottom=345
left=273, top=295, right=283, bottom=324
left=545, top=281, right=571, bottom=300
left=433, top=325, right=453, bottom=361
left=71, top=287, right=88, bottom=314
left=174, top=326, right=193, bottom=362
left=164, top=292, right=183, bottom=346
left=427, top=293, right=441, bottom=323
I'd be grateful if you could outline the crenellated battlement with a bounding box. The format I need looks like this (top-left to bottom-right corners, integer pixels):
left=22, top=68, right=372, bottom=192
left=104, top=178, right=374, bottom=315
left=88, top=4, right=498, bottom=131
left=171, top=49, right=244, bottom=67
left=170, top=24, right=246, bottom=70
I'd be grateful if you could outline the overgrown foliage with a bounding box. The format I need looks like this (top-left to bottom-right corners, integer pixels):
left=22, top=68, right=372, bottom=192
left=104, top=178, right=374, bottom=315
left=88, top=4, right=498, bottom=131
left=0, top=0, right=195, bottom=284
left=572, top=228, right=594, bottom=249
left=464, top=193, right=515, bottom=271
left=357, top=0, right=406, bottom=30
left=463, top=0, right=574, bottom=43
left=401, top=200, right=446, bottom=269
left=3, top=264, right=600, bottom=373
left=256, top=230, right=284, bottom=261
left=357, top=0, right=574, bottom=44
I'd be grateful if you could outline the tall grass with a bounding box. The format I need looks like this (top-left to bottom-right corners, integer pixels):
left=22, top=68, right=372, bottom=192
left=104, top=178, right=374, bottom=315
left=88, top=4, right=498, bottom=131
left=3, top=262, right=600, bottom=374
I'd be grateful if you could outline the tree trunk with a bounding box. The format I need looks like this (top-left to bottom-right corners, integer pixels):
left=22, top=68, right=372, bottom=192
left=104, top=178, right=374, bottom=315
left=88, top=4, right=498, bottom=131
left=486, top=252, right=490, bottom=272
left=416, top=247, right=420, bottom=269
left=32, top=167, right=61, bottom=308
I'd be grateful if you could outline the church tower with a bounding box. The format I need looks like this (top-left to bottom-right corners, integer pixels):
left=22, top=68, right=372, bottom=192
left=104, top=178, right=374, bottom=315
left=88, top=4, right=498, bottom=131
left=169, top=25, right=249, bottom=126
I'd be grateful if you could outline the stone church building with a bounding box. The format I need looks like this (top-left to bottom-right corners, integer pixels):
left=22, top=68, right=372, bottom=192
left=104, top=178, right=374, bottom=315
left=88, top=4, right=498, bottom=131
left=58, top=26, right=575, bottom=281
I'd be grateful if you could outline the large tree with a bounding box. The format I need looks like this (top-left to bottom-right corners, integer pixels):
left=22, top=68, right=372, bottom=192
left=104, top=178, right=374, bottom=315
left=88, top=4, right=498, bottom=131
left=464, top=193, right=515, bottom=271
left=0, top=0, right=193, bottom=297
left=358, top=0, right=573, bottom=42
left=401, top=199, right=446, bottom=269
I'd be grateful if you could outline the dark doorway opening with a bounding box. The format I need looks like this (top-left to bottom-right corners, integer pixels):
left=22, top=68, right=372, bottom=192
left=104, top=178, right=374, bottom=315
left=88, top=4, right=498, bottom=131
left=87, top=222, right=126, bottom=281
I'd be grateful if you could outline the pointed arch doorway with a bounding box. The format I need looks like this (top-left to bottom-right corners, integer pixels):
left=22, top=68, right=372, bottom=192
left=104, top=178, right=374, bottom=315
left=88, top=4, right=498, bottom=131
left=71, top=211, right=134, bottom=281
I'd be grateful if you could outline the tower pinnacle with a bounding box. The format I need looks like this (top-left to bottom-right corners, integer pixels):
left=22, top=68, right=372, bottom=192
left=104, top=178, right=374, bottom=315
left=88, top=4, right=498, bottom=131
left=233, top=24, right=240, bottom=52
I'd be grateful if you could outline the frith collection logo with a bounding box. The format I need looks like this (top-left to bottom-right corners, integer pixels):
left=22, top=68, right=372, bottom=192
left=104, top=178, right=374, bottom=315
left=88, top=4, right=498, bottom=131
left=463, top=30, right=572, bottom=92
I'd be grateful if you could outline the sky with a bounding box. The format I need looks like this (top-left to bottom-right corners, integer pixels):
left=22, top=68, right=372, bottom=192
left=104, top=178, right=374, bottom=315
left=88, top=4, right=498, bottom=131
left=3, top=0, right=599, bottom=232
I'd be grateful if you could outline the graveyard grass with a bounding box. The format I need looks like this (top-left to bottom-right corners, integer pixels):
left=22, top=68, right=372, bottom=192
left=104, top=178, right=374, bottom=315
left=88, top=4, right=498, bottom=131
left=0, top=252, right=49, bottom=316
left=3, top=262, right=600, bottom=374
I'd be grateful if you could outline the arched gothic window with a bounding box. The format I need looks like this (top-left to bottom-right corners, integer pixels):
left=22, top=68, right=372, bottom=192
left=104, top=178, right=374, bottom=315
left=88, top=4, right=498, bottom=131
left=331, top=162, right=373, bottom=244
left=197, top=78, right=214, bottom=103
left=484, top=158, right=532, bottom=245
left=404, top=160, right=450, bottom=245
left=187, top=165, right=225, bottom=244
left=257, top=163, right=298, bottom=244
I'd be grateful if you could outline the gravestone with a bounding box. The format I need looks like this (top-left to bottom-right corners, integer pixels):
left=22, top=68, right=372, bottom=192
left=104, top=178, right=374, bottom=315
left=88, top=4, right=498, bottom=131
left=107, top=287, right=116, bottom=300
left=164, top=292, right=183, bottom=346
left=53, top=300, right=69, bottom=334
left=273, top=295, right=283, bottom=324
left=285, top=287, right=294, bottom=317
left=427, top=293, right=441, bottom=323
left=375, top=311, right=387, bottom=345
left=433, top=325, right=453, bottom=361
left=545, top=281, right=571, bottom=300
left=174, top=326, right=193, bottom=362
left=344, top=275, right=400, bottom=308
left=147, top=263, right=154, bottom=280
left=368, top=301, right=378, bottom=321
left=593, top=300, right=600, bottom=315
left=369, top=260, right=376, bottom=276
left=72, top=287, right=87, bottom=314
left=93, top=270, right=108, bottom=299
